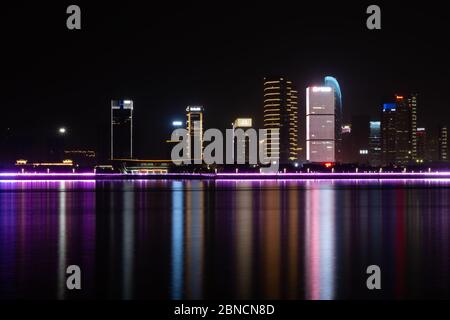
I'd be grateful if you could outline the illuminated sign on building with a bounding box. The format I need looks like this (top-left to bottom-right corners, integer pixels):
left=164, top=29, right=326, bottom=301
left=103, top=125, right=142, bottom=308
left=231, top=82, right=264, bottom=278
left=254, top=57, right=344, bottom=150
left=234, top=118, right=252, bottom=128
left=188, top=106, right=203, bottom=112
left=312, top=86, right=332, bottom=93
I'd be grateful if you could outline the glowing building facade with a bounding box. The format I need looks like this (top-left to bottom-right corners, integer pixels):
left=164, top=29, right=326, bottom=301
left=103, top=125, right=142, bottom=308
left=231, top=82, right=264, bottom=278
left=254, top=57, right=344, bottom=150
left=381, top=94, right=418, bottom=166
left=381, top=103, right=397, bottom=165
left=232, top=118, right=253, bottom=164
left=306, top=86, right=335, bottom=163
left=439, top=126, right=448, bottom=162
left=186, top=106, right=204, bottom=162
left=111, top=99, right=133, bottom=160
left=324, top=76, right=343, bottom=162
left=416, top=127, right=426, bottom=163
left=369, top=121, right=382, bottom=167
left=263, top=77, right=299, bottom=164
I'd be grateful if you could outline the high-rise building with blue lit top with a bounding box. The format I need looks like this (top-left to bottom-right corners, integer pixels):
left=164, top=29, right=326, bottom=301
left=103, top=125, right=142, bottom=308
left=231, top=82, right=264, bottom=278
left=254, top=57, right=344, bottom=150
left=324, top=76, right=343, bottom=162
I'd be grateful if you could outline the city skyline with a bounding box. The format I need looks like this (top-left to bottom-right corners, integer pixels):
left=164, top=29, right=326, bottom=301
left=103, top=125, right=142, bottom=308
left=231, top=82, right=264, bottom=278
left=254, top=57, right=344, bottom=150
left=2, top=74, right=450, bottom=167
left=2, top=3, right=450, bottom=162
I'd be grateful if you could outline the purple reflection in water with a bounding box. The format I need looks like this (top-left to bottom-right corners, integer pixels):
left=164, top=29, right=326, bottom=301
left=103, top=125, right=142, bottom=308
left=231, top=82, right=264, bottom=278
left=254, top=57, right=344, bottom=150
left=0, top=179, right=449, bottom=299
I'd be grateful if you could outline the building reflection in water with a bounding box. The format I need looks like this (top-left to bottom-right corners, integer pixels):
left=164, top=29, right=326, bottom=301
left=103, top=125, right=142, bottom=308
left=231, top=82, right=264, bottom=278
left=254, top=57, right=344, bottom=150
left=234, top=181, right=253, bottom=299
left=262, top=182, right=281, bottom=299
left=287, top=182, right=299, bottom=299
left=57, top=181, right=67, bottom=300
left=184, top=181, right=204, bottom=299
left=304, top=182, right=336, bottom=300
left=122, top=182, right=135, bottom=300
left=171, top=181, right=184, bottom=299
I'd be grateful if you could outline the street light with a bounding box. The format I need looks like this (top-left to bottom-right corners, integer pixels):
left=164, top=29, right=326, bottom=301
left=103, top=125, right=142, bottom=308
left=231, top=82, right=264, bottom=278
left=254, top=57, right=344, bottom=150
left=58, top=127, right=67, bottom=135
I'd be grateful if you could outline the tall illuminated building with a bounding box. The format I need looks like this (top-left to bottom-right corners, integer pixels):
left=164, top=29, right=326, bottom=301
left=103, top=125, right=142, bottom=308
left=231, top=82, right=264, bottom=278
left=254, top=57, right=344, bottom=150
left=111, top=99, right=133, bottom=160
left=393, top=95, right=411, bottom=165
left=306, top=86, right=335, bottom=163
left=408, top=94, right=418, bottom=160
left=186, top=106, right=204, bottom=162
left=416, top=127, right=426, bottom=163
left=381, top=94, right=418, bottom=166
left=324, top=76, right=343, bottom=162
left=369, top=121, right=382, bottom=167
left=232, top=118, right=253, bottom=164
left=381, top=103, right=398, bottom=165
left=439, top=125, right=448, bottom=162
left=263, top=77, right=298, bottom=164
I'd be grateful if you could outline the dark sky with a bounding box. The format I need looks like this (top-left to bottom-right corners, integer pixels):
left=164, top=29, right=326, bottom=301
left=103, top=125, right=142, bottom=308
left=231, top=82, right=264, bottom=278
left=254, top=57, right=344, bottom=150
left=2, top=1, right=450, bottom=161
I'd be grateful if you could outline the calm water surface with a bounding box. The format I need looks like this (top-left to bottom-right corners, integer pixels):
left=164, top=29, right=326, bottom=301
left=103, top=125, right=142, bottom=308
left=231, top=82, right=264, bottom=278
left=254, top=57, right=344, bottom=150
left=0, top=179, right=449, bottom=300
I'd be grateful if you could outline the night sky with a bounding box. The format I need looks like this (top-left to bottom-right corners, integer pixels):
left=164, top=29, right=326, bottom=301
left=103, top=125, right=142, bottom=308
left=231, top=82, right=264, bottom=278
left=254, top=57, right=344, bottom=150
left=2, top=1, right=450, bottom=161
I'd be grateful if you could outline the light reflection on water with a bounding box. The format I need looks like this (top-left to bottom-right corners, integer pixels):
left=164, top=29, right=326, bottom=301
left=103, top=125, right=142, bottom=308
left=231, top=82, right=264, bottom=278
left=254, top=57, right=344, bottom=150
left=0, top=179, right=449, bottom=299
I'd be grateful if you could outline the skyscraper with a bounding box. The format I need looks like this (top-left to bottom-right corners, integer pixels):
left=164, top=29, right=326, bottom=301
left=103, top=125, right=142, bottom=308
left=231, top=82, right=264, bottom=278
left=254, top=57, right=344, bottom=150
left=186, top=106, right=204, bottom=162
left=263, top=77, right=298, bottom=164
left=111, top=99, right=133, bottom=160
left=369, top=121, right=382, bottom=167
left=306, top=86, right=335, bottom=163
left=439, top=125, right=448, bottom=162
left=324, top=76, right=343, bottom=162
left=416, top=127, right=426, bottom=163
left=394, top=95, right=411, bottom=165
left=381, top=103, right=397, bottom=166
left=381, top=94, right=418, bottom=166
left=408, top=94, right=418, bottom=160
left=232, top=118, right=253, bottom=164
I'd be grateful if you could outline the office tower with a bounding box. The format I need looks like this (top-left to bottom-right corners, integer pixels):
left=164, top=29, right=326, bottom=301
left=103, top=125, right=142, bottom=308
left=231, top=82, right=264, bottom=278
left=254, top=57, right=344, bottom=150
left=369, top=121, right=382, bottom=167
left=111, top=99, right=133, bottom=160
left=416, top=127, right=426, bottom=163
left=381, top=94, right=418, bottom=166
left=306, top=86, right=335, bottom=163
left=324, top=76, right=343, bottom=162
left=394, top=95, right=412, bottom=165
left=350, top=115, right=370, bottom=164
left=263, top=77, right=298, bottom=164
left=439, top=125, right=448, bottom=162
left=381, top=103, right=397, bottom=165
left=232, top=118, right=253, bottom=164
left=186, top=106, right=204, bottom=162
left=408, top=94, right=418, bottom=160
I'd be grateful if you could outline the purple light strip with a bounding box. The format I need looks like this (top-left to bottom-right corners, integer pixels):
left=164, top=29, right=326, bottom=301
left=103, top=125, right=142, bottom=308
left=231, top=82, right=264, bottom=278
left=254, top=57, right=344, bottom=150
left=2, top=172, right=450, bottom=180
left=0, top=172, right=97, bottom=177
left=215, top=172, right=450, bottom=176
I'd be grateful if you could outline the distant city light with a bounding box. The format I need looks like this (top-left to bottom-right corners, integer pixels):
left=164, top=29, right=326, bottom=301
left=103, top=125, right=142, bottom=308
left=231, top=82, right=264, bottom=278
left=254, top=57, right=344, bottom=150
left=58, top=127, right=67, bottom=134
